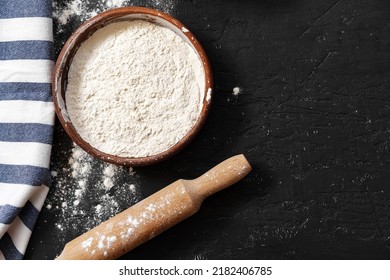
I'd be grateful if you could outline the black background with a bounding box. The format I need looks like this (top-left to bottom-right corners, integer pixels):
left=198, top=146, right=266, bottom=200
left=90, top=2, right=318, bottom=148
left=25, top=0, right=390, bottom=259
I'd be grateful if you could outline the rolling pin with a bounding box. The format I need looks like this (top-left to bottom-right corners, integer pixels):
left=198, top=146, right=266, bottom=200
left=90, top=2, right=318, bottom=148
left=56, top=154, right=252, bottom=260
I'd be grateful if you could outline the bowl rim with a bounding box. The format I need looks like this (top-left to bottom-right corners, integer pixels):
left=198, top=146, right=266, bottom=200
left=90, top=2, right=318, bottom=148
left=52, top=6, right=213, bottom=166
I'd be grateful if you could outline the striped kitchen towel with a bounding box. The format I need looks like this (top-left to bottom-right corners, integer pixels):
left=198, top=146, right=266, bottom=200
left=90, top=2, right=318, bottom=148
left=0, top=0, right=54, bottom=259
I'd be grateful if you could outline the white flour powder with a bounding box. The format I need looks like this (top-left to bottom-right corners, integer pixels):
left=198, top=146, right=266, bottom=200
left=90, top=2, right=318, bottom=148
left=66, top=20, right=205, bottom=157
left=232, top=87, right=241, bottom=96
left=53, top=0, right=176, bottom=28
left=45, top=144, right=141, bottom=245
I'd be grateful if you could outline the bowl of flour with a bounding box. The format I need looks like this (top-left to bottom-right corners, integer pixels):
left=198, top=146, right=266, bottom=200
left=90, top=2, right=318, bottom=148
left=52, top=7, right=213, bottom=166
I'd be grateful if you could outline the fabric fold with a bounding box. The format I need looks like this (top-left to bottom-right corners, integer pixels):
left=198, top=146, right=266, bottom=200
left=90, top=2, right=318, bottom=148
left=0, top=0, right=54, bottom=260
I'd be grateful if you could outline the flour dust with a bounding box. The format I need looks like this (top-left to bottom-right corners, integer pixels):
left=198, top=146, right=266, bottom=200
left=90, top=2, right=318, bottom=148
left=52, top=0, right=177, bottom=29
left=45, top=144, right=141, bottom=246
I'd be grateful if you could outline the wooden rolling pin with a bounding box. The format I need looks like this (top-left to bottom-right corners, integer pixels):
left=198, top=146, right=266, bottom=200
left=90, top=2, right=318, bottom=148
left=56, top=154, right=252, bottom=260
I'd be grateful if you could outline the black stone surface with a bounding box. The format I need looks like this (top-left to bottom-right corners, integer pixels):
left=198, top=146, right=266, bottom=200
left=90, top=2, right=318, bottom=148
left=25, top=0, right=390, bottom=260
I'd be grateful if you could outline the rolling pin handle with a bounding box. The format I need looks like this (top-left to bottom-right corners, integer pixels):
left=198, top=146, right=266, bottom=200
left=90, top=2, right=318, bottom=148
left=189, top=154, right=252, bottom=199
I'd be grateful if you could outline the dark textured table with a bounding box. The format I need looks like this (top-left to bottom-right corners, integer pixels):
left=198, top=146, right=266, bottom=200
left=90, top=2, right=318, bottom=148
left=25, top=0, right=390, bottom=260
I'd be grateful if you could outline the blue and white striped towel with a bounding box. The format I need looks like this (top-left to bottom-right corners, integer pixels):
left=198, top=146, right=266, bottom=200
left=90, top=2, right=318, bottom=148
left=0, top=0, right=54, bottom=259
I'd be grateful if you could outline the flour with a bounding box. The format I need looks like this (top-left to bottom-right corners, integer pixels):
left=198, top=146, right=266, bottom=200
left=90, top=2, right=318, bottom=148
left=66, top=20, right=205, bottom=157
left=232, top=87, right=241, bottom=96
left=53, top=0, right=177, bottom=32
left=45, top=144, right=141, bottom=245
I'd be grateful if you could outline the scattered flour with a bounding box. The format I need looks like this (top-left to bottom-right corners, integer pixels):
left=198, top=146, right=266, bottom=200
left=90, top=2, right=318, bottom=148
left=103, top=165, right=116, bottom=177
left=52, top=0, right=177, bottom=32
left=66, top=20, right=205, bottom=157
left=95, top=204, right=103, bottom=214
left=103, top=178, right=114, bottom=190
left=232, top=87, right=241, bottom=96
left=46, top=144, right=141, bottom=244
left=81, top=237, right=93, bottom=249
left=206, top=88, right=212, bottom=102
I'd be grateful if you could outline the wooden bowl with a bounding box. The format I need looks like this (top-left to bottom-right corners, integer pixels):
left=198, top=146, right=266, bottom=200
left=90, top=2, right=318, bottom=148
left=52, top=7, right=213, bottom=166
